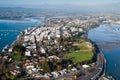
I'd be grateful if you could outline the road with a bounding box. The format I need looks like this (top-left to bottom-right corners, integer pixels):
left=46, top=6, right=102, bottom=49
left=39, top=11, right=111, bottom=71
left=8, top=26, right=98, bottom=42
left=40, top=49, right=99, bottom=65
left=77, top=53, right=106, bottom=80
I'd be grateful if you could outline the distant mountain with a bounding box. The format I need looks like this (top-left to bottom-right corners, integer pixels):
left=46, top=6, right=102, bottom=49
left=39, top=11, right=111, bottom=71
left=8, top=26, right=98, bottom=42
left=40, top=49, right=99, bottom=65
left=0, top=3, right=120, bottom=19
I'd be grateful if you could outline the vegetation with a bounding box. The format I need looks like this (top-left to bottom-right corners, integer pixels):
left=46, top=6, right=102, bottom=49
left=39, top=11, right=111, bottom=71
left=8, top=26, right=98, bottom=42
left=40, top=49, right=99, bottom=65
left=13, top=44, right=25, bottom=53
left=74, top=37, right=90, bottom=43
left=78, top=45, right=88, bottom=50
left=64, top=51, right=94, bottom=64
left=64, top=37, right=94, bottom=65
left=11, top=44, right=25, bottom=61
left=3, top=67, right=15, bottom=80
left=12, top=54, right=21, bottom=61
left=40, top=60, right=51, bottom=73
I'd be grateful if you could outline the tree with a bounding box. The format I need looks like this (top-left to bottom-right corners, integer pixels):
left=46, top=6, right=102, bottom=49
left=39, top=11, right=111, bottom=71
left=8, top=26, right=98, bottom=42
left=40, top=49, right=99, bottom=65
left=56, top=59, right=62, bottom=71
left=40, top=61, right=51, bottom=73
left=13, top=44, right=25, bottom=53
left=3, top=67, right=15, bottom=80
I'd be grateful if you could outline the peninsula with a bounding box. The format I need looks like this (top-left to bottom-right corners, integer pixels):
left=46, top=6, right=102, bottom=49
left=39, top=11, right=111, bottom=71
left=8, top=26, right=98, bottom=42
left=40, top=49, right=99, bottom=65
left=0, top=17, right=110, bottom=80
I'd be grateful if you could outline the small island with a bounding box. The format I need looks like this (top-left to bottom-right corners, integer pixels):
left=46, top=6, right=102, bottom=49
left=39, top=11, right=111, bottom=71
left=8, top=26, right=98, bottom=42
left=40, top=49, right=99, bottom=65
left=0, top=17, right=108, bottom=80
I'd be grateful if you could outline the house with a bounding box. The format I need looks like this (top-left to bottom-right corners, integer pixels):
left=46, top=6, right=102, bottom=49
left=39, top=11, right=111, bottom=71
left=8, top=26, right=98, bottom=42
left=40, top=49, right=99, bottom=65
left=8, top=48, right=13, bottom=53
left=33, top=53, right=37, bottom=57
left=25, top=50, right=31, bottom=56
left=71, top=68, right=77, bottom=72
left=51, top=71, right=59, bottom=78
left=10, top=70, right=21, bottom=76
left=79, top=28, right=83, bottom=32
left=54, top=38, right=60, bottom=44
left=26, top=65, right=38, bottom=74
left=48, top=35, right=51, bottom=40
left=3, top=55, right=9, bottom=60
left=44, top=73, right=52, bottom=78
left=24, top=36, right=30, bottom=42
left=40, top=47, right=46, bottom=54
left=82, top=64, right=90, bottom=69
left=48, top=55, right=60, bottom=61
left=33, top=73, right=43, bottom=78
left=56, top=34, right=61, bottom=38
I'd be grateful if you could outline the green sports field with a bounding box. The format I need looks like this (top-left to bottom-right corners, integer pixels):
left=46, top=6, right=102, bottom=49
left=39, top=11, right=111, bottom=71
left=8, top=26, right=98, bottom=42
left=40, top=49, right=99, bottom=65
left=64, top=51, right=94, bottom=63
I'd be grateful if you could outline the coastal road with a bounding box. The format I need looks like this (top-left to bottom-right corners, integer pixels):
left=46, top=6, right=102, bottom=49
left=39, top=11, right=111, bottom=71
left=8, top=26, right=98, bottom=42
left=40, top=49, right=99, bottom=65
left=77, top=53, right=106, bottom=80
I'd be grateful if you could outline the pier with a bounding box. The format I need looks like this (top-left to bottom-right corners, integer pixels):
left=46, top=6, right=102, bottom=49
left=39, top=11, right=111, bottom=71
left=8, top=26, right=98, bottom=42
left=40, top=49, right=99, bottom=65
left=0, top=30, right=21, bottom=32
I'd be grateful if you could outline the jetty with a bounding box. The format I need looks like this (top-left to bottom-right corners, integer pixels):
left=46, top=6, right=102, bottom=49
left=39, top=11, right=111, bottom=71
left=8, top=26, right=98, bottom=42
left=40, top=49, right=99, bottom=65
left=0, top=30, right=21, bottom=32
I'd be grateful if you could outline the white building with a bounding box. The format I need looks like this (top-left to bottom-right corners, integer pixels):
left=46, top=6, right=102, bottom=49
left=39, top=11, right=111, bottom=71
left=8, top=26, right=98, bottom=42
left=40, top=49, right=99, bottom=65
left=82, top=64, right=90, bottom=69
left=25, top=51, right=31, bottom=56
left=40, top=47, right=46, bottom=54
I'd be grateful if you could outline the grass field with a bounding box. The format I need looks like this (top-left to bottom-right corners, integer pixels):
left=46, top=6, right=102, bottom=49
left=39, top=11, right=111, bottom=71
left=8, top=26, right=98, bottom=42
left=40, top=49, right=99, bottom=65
left=78, top=45, right=88, bottom=50
left=64, top=51, right=94, bottom=63
left=64, top=37, right=94, bottom=64
left=12, top=54, right=21, bottom=61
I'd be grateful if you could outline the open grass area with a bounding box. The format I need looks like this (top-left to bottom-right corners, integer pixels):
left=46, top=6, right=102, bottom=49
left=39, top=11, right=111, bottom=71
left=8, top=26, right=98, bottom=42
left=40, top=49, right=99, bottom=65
left=12, top=54, right=21, bottom=61
left=78, top=45, right=88, bottom=50
left=65, top=37, right=94, bottom=64
left=64, top=51, right=94, bottom=64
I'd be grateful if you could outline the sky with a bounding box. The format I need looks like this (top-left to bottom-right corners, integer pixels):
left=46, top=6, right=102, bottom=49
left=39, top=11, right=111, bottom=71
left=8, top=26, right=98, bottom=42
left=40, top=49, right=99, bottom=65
left=0, top=0, right=120, bottom=8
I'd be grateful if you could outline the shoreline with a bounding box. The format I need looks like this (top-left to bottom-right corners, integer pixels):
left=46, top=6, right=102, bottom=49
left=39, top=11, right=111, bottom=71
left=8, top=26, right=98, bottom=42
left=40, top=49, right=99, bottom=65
left=88, top=40, right=107, bottom=80
left=87, top=26, right=115, bottom=80
left=0, top=17, right=114, bottom=80
left=1, top=26, right=107, bottom=80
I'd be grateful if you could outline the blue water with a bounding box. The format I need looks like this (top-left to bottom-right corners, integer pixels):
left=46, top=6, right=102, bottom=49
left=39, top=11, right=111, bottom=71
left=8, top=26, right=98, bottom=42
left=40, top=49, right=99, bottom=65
left=88, top=24, right=120, bottom=80
left=0, top=18, right=43, bottom=51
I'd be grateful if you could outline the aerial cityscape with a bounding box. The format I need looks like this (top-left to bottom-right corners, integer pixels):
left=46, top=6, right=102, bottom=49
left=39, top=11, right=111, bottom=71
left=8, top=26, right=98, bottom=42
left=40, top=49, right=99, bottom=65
left=0, top=0, right=120, bottom=80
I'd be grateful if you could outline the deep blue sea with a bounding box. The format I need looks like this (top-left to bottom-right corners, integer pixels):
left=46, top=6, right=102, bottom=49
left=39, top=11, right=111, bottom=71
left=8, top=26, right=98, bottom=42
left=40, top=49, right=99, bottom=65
left=88, top=24, right=120, bottom=80
left=0, top=18, right=43, bottom=51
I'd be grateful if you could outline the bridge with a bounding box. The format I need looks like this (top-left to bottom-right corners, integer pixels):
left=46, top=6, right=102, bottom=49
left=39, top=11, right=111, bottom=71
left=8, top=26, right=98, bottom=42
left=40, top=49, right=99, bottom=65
left=0, top=30, right=21, bottom=32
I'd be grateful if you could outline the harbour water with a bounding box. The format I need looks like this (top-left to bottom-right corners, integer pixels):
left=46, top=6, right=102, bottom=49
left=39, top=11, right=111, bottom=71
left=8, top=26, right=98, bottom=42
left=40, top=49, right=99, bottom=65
left=88, top=24, right=120, bottom=80
left=0, top=18, right=43, bottom=51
